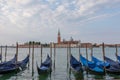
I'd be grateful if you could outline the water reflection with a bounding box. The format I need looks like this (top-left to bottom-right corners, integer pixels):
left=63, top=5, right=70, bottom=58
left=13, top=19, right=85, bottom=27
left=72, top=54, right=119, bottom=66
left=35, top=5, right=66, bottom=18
left=68, top=68, right=84, bottom=80
left=86, top=73, right=104, bottom=80
left=38, top=73, right=49, bottom=80
left=0, top=71, right=17, bottom=80
left=108, top=73, right=120, bottom=79
left=83, top=72, right=119, bottom=80
left=73, top=72, right=83, bottom=80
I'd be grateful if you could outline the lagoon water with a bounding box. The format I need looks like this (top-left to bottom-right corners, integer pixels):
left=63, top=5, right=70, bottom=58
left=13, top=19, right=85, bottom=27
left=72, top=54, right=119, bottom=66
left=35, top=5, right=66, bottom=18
left=0, top=47, right=120, bottom=80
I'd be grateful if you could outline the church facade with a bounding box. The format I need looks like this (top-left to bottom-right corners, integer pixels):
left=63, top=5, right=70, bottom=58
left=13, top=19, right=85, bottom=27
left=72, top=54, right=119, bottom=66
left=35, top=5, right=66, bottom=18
left=55, top=30, right=80, bottom=48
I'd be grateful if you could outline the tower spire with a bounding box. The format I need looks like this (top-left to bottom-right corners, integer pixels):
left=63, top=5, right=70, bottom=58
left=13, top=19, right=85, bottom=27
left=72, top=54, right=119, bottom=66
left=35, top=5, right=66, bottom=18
left=57, top=29, right=61, bottom=44
left=58, top=29, right=60, bottom=35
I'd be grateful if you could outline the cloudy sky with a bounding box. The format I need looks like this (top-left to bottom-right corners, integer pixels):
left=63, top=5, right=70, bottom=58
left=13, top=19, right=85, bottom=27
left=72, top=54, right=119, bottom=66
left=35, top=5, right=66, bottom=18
left=0, top=0, right=120, bottom=45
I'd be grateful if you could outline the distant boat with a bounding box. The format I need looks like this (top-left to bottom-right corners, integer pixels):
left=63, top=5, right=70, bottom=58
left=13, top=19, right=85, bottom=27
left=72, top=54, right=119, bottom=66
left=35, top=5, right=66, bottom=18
left=80, top=55, right=104, bottom=74
left=0, top=54, right=29, bottom=74
left=70, top=55, right=83, bottom=73
left=37, top=54, right=52, bottom=74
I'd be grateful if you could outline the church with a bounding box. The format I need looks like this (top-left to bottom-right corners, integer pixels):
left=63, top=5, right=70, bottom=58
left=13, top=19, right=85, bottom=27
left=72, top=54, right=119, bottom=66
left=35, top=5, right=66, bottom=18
left=56, top=30, right=80, bottom=48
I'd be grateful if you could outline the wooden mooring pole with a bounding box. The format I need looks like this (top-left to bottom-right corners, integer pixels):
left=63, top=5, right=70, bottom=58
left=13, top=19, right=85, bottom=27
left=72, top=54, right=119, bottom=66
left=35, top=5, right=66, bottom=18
left=102, top=43, right=105, bottom=62
left=91, top=46, right=93, bottom=58
left=16, top=43, right=18, bottom=62
left=50, top=42, right=52, bottom=76
left=5, top=45, right=7, bottom=62
left=50, top=42, right=52, bottom=66
left=1, top=46, right=2, bottom=62
left=86, top=44, right=88, bottom=75
left=79, top=41, right=81, bottom=62
left=32, top=42, right=34, bottom=74
left=50, top=43, right=52, bottom=60
left=15, top=42, right=19, bottom=70
left=115, top=44, right=118, bottom=61
left=67, top=43, right=70, bottom=80
left=28, top=43, right=31, bottom=69
left=102, top=43, right=106, bottom=74
left=68, top=43, right=71, bottom=66
left=54, top=43, right=56, bottom=70
left=41, top=44, right=43, bottom=64
left=69, top=43, right=71, bottom=79
left=67, top=43, right=69, bottom=70
left=68, top=43, right=71, bottom=67
left=86, top=44, right=88, bottom=63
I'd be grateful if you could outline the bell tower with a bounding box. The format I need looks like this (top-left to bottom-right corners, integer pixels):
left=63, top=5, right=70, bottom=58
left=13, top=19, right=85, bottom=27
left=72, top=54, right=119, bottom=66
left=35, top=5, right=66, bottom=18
left=57, top=29, right=61, bottom=44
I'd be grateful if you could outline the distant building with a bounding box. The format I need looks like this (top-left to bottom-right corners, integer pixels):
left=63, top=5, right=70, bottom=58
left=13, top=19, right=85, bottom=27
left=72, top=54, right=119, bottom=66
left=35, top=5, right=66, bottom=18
left=81, top=43, right=92, bottom=48
left=56, top=29, right=80, bottom=47
left=18, top=44, right=41, bottom=48
left=18, top=30, right=93, bottom=48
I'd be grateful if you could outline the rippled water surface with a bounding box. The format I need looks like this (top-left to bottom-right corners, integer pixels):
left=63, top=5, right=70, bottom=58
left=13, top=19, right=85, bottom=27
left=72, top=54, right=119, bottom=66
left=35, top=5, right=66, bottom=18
left=0, top=47, right=120, bottom=80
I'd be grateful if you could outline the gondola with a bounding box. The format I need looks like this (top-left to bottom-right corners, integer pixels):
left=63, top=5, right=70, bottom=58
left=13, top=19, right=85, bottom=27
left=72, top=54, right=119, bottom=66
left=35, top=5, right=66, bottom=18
left=70, top=55, right=83, bottom=73
left=104, top=56, right=120, bottom=74
left=0, top=54, right=17, bottom=66
left=80, top=55, right=104, bottom=74
left=0, top=63, right=19, bottom=74
left=92, top=56, right=120, bottom=74
left=37, top=54, right=52, bottom=74
left=92, top=56, right=110, bottom=69
left=0, top=54, right=29, bottom=74
left=17, top=54, right=29, bottom=70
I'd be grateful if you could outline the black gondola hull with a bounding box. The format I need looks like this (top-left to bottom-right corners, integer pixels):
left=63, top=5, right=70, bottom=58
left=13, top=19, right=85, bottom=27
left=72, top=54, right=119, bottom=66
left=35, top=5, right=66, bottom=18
left=37, top=66, right=51, bottom=74
left=37, top=55, right=52, bottom=75
left=0, top=67, right=19, bottom=74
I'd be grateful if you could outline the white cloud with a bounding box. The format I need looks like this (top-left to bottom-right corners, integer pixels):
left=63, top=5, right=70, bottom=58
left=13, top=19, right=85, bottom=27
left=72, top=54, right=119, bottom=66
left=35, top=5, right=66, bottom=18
left=56, top=5, right=65, bottom=12
left=16, top=0, right=32, bottom=5
left=0, top=0, right=120, bottom=44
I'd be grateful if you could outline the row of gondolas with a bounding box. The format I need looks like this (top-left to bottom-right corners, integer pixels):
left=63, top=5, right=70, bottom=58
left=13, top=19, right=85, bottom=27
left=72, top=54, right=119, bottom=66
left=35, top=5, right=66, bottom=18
left=1, top=52, right=120, bottom=76
left=34, top=52, right=120, bottom=75
left=0, top=54, right=52, bottom=75
left=70, top=53, right=120, bottom=75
